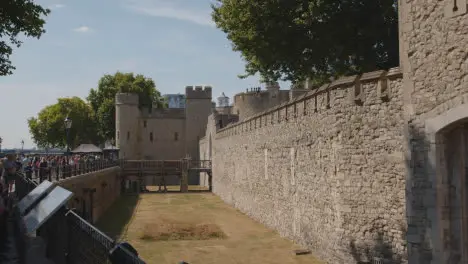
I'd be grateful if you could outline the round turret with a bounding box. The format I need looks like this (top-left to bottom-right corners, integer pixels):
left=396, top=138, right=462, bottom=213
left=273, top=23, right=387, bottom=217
left=115, top=93, right=140, bottom=159
left=265, top=81, right=280, bottom=91
left=232, top=92, right=268, bottom=121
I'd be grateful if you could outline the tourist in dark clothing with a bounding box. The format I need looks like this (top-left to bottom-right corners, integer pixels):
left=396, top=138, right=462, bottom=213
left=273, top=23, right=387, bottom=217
left=24, top=163, right=33, bottom=180
left=2, top=155, right=17, bottom=187
left=39, top=158, right=48, bottom=182
left=33, top=157, right=39, bottom=178
left=15, top=156, right=22, bottom=170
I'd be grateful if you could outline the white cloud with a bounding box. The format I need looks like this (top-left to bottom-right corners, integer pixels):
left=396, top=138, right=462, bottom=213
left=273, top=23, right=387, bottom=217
left=49, top=4, right=65, bottom=10
left=73, top=26, right=92, bottom=33
left=122, top=0, right=215, bottom=27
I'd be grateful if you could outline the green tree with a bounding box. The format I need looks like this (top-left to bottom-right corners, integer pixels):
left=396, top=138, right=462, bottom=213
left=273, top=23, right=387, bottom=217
left=211, top=0, right=399, bottom=86
left=87, top=72, right=166, bottom=141
left=28, top=97, right=99, bottom=149
left=0, top=0, right=50, bottom=76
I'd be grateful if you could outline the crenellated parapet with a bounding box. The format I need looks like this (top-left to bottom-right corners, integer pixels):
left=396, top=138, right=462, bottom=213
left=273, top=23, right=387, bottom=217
left=115, top=93, right=139, bottom=105
left=140, top=108, right=185, bottom=119
left=185, top=85, right=212, bottom=99
left=217, top=67, right=402, bottom=138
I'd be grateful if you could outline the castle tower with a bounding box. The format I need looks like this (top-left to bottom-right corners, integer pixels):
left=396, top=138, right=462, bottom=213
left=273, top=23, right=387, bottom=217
left=115, top=93, right=140, bottom=159
left=399, top=1, right=468, bottom=263
left=265, top=81, right=280, bottom=92
left=184, top=86, right=212, bottom=160
left=289, top=81, right=308, bottom=100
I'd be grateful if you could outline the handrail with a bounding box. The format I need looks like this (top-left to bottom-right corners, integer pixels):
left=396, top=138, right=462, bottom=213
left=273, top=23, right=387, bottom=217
left=11, top=170, right=146, bottom=263
left=121, top=159, right=212, bottom=170
left=65, top=210, right=115, bottom=250
left=23, top=159, right=119, bottom=183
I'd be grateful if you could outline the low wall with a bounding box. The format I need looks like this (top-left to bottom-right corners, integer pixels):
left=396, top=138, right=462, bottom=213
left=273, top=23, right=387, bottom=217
left=207, top=68, right=408, bottom=263
left=58, top=167, right=121, bottom=223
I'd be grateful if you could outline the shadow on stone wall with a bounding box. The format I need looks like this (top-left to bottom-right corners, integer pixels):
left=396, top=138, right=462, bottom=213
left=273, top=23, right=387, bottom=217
left=96, top=194, right=140, bottom=240
left=346, top=122, right=433, bottom=264
left=349, top=230, right=405, bottom=264
left=405, top=122, right=435, bottom=263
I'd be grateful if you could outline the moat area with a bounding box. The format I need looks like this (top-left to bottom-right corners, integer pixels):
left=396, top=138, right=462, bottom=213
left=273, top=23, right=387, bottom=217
left=97, top=186, right=323, bottom=264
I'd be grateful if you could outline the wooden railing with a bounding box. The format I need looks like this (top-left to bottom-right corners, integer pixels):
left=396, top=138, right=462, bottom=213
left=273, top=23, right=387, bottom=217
left=120, top=159, right=212, bottom=171
left=23, top=160, right=119, bottom=183
left=188, top=160, right=212, bottom=169
left=120, top=159, right=213, bottom=193
left=121, top=160, right=182, bottom=171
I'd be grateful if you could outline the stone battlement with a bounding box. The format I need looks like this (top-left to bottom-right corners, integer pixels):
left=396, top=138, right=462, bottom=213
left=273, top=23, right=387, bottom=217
left=217, top=67, right=402, bottom=137
left=234, top=89, right=268, bottom=99
left=203, top=67, right=407, bottom=263
left=201, top=0, right=468, bottom=262
left=115, top=93, right=139, bottom=105
left=186, top=85, right=212, bottom=99
left=140, top=107, right=185, bottom=119
left=116, top=86, right=212, bottom=160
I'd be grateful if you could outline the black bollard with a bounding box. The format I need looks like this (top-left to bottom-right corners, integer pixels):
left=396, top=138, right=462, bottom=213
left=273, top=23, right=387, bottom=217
left=108, top=242, right=145, bottom=264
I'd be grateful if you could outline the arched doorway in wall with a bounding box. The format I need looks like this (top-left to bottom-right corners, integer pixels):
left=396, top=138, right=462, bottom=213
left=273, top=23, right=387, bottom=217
left=426, top=103, right=468, bottom=264
left=439, top=120, right=468, bottom=263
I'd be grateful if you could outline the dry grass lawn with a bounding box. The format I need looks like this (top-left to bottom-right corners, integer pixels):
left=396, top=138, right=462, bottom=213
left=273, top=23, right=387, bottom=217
left=97, top=186, right=323, bottom=264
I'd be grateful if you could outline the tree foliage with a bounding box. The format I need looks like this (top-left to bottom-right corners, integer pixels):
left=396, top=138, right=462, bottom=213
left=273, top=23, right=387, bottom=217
left=28, top=97, right=99, bottom=149
left=87, top=72, right=166, bottom=141
left=0, top=0, right=50, bottom=76
left=27, top=72, right=166, bottom=148
left=211, top=0, right=399, bottom=86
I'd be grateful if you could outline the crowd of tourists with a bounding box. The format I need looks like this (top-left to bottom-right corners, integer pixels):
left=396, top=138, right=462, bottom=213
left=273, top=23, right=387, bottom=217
left=0, top=153, right=114, bottom=205
left=0, top=153, right=114, bottom=184
left=0, top=152, right=118, bottom=256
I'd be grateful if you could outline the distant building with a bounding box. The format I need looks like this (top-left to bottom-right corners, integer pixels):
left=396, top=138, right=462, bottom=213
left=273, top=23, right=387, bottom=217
left=116, top=86, right=212, bottom=161
left=164, top=94, right=186, bottom=109
left=217, top=92, right=230, bottom=107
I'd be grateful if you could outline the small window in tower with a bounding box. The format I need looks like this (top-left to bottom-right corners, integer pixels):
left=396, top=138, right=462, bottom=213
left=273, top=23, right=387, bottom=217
left=174, top=132, right=179, bottom=141
left=143, top=120, right=147, bottom=128
left=150, top=132, right=153, bottom=142
left=127, top=131, right=130, bottom=141
left=117, top=131, right=120, bottom=140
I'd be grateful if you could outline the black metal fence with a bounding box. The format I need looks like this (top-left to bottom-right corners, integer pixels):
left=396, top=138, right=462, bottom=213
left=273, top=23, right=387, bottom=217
left=25, top=159, right=119, bottom=183
left=66, top=209, right=115, bottom=263
left=14, top=173, right=146, bottom=264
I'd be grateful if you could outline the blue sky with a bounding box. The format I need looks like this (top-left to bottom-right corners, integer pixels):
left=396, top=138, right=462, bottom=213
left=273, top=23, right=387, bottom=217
left=0, top=0, right=289, bottom=149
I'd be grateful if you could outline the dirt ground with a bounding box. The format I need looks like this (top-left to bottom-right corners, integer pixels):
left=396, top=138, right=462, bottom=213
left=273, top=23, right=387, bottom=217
left=97, top=186, right=323, bottom=264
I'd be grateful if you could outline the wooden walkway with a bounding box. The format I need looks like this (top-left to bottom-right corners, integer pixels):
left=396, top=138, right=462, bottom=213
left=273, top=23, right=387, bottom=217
left=120, top=159, right=212, bottom=192
left=120, top=160, right=211, bottom=173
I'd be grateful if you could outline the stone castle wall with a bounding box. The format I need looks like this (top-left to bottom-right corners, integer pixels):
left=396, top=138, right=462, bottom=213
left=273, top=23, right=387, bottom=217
left=399, top=1, right=468, bottom=263
left=58, top=167, right=122, bottom=224
left=116, top=86, right=212, bottom=161
left=206, top=68, right=407, bottom=263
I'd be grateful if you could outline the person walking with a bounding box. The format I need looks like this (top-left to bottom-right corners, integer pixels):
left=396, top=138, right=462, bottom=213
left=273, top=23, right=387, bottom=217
left=39, top=157, right=48, bottom=182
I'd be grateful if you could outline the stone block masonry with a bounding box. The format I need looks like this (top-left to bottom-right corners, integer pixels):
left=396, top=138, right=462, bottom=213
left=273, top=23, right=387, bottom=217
left=208, top=68, right=407, bottom=263
left=57, top=167, right=122, bottom=224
